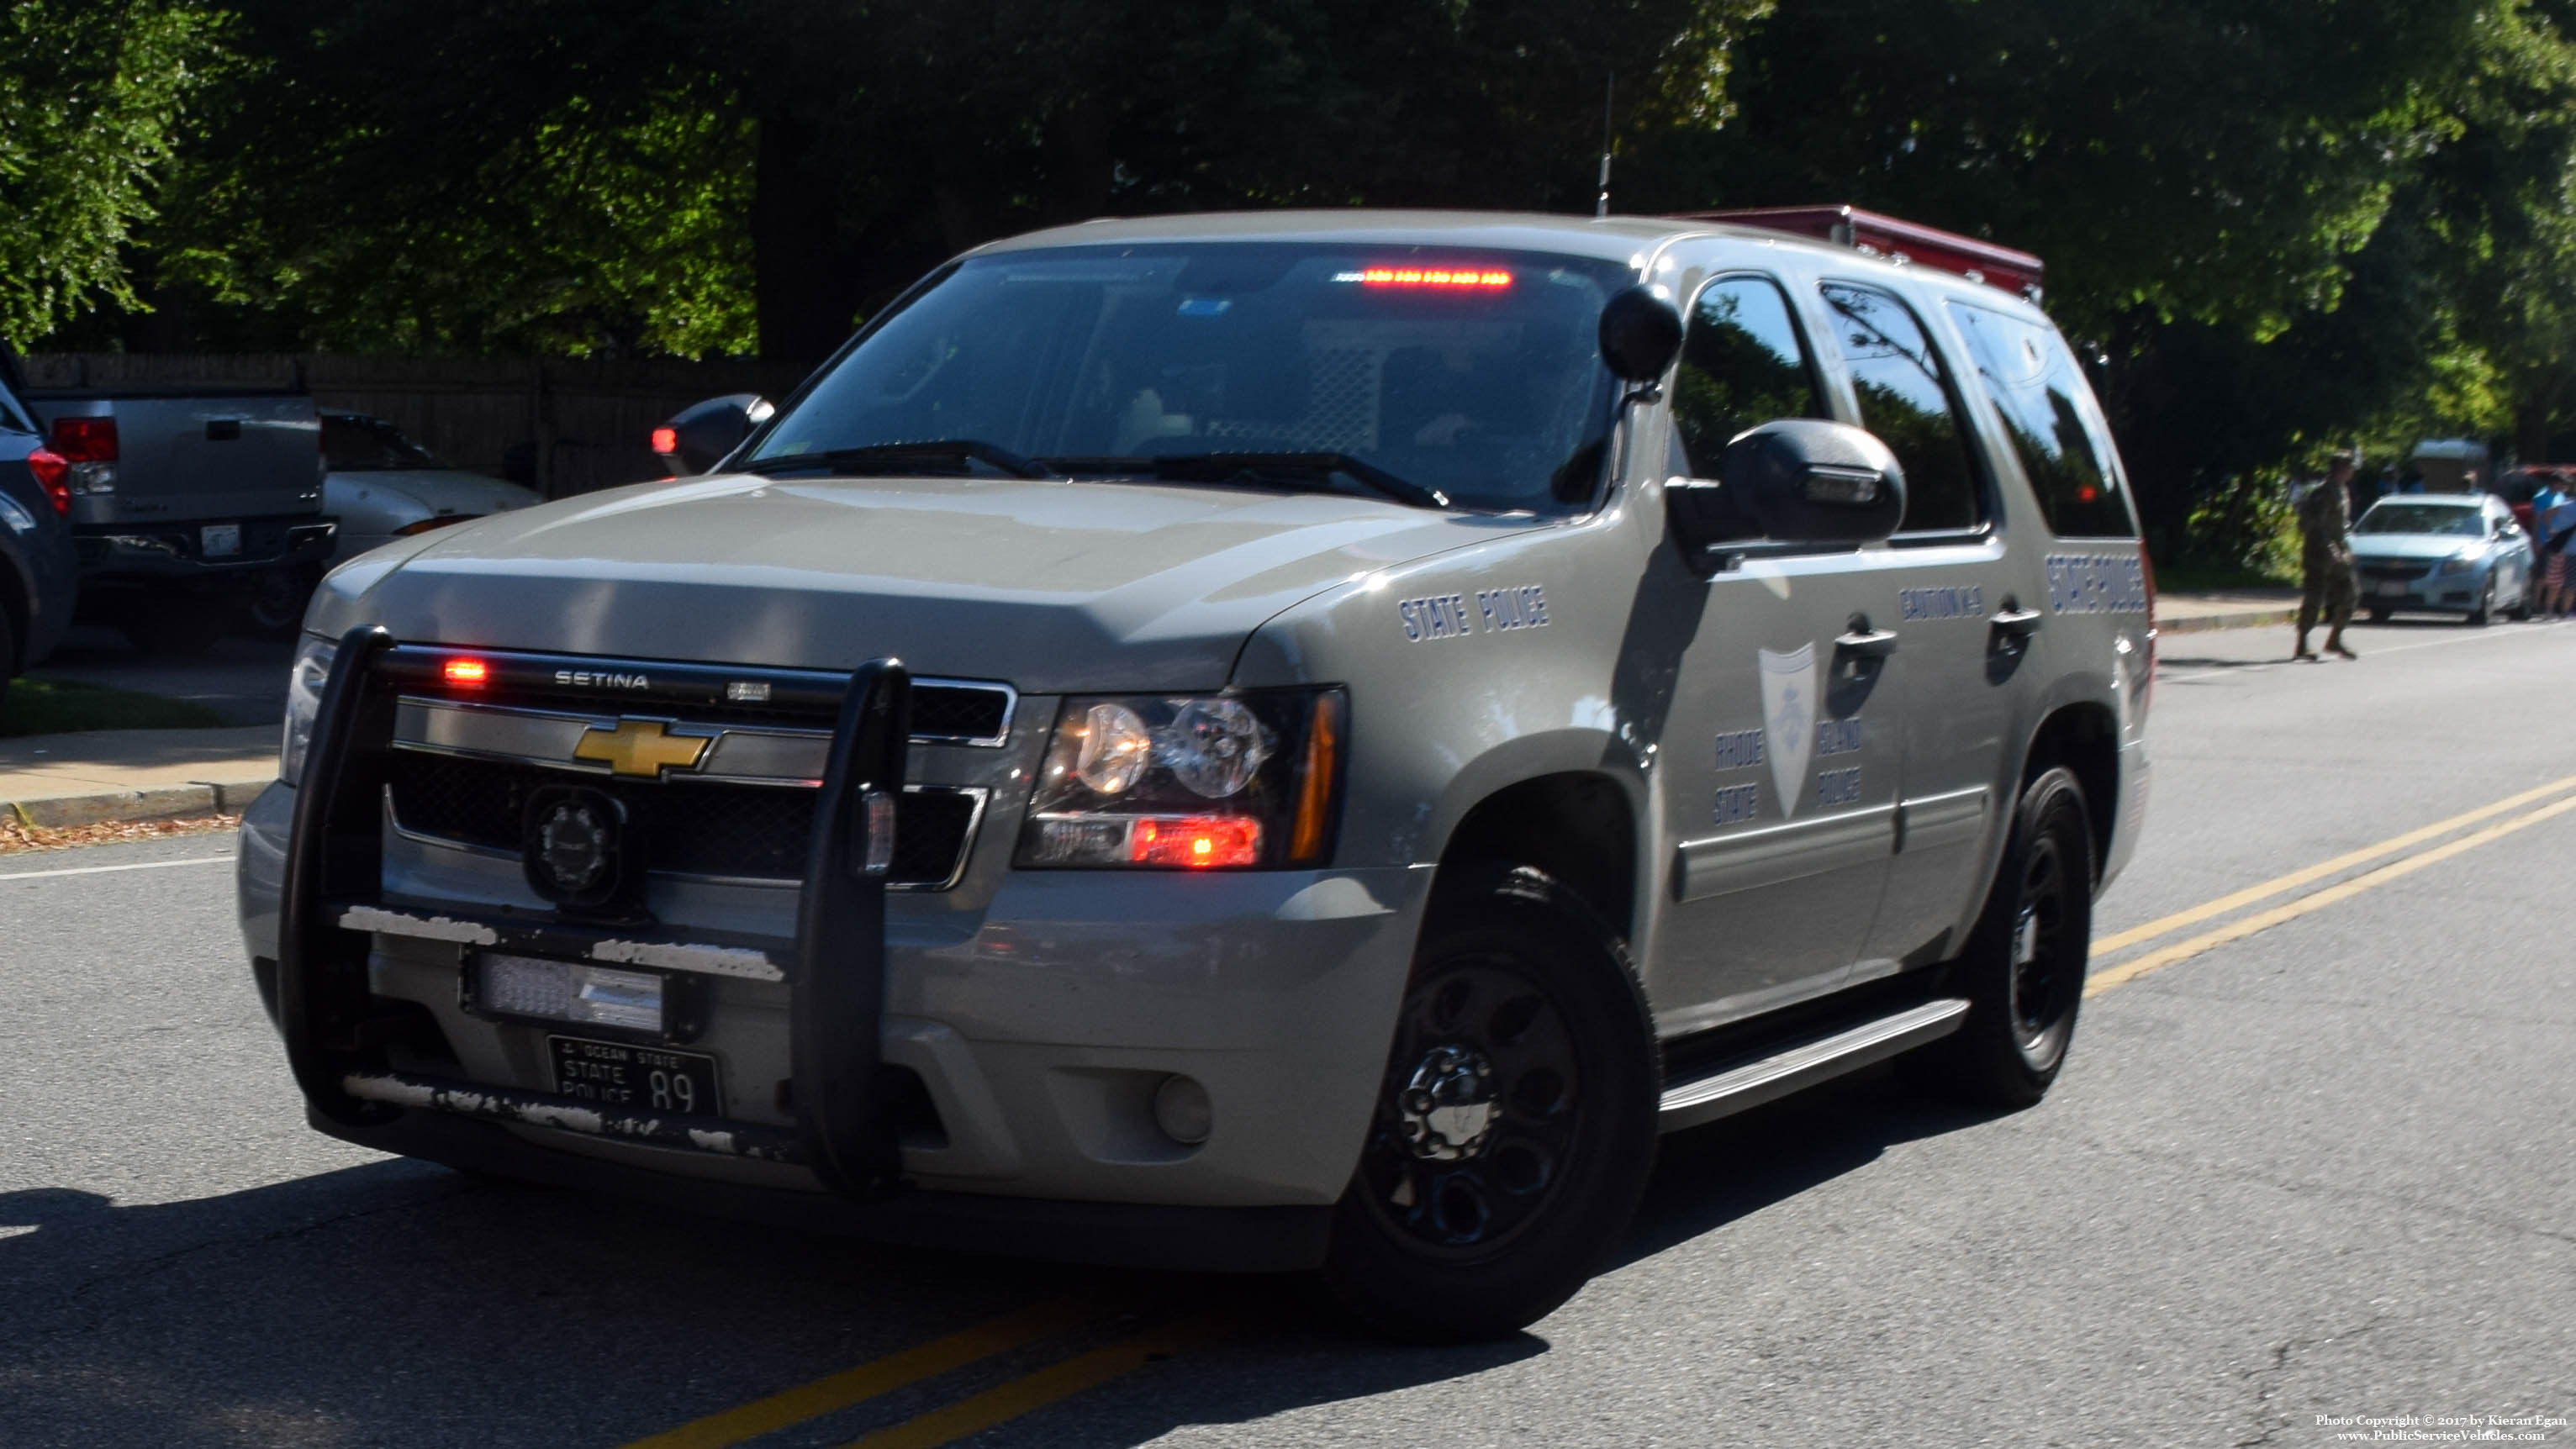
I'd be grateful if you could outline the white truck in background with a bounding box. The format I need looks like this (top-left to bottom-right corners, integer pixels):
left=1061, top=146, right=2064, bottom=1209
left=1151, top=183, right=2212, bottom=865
left=7, top=356, right=335, bottom=653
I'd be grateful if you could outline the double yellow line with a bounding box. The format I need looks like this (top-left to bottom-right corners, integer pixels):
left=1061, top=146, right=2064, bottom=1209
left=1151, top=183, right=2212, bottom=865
left=624, top=770, right=2576, bottom=1448
left=620, top=1299, right=1232, bottom=1449
left=2085, top=770, right=2576, bottom=997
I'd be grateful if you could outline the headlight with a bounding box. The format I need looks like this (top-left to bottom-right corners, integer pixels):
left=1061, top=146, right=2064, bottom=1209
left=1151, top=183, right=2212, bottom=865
left=1016, top=689, right=1346, bottom=869
left=2436, top=551, right=2481, bottom=576
left=278, top=635, right=338, bottom=786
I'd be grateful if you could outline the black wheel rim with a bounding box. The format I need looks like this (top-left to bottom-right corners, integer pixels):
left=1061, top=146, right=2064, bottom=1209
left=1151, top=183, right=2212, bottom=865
left=2007, top=829, right=2077, bottom=1058
left=249, top=572, right=299, bottom=628
left=1358, top=956, right=1585, bottom=1259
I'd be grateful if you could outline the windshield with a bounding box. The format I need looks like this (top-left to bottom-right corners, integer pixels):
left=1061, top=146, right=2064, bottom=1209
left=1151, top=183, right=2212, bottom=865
left=2356, top=503, right=2485, bottom=537
left=749, top=244, right=1631, bottom=513
left=323, top=414, right=442, bottom=471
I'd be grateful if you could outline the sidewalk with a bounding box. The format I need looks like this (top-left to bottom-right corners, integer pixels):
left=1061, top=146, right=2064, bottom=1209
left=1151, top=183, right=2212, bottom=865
left=2156, top=588, right=2300, bottom=634
left=0, top=725, right=277, bottom=830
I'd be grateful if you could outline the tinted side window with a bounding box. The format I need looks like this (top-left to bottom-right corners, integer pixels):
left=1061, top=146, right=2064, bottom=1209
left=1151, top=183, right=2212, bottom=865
left=1819, top=282, right=1982, bottom=532
left=1670, top=275, right=1827, bottom=477
left=1949, top=302, right=2136, bottom=538
left=0, top=380, right=30, bottom=435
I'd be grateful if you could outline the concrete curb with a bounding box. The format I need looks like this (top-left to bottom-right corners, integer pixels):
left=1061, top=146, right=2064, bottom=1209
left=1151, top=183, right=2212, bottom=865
left=6, top=777, right=272, bottom=831
left=2156, top=606, right=2299, bottom=635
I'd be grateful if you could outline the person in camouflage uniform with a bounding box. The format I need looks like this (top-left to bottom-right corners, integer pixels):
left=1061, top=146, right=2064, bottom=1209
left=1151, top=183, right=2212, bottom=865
left=2296, top=451, right=2360, bottom=660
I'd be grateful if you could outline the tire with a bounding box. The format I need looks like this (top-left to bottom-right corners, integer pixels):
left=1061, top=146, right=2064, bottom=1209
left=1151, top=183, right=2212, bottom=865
left=241, top=566, right=318, bottom=640
left=2365, top=607, right=2393, bottom=624
left=1903, top=766, right=2094, bottom=1109
left=1319, top=864, right=1660, bottom=1341
left=0, top=617, right=17, bottom=720
left=121, top=598, right=239, bottom=656
left=2468, top=581, right=2494, bottom=627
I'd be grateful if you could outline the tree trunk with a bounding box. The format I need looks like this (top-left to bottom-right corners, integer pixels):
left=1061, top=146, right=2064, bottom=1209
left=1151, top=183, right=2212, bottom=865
left=752, top=108, right=862, bottom=368
left=2516, top=399, right=2552, bottom=465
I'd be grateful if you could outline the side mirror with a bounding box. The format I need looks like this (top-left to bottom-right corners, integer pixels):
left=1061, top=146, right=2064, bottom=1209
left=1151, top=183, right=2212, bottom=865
left=1666, top=419, right=1908, bottom=563
left=653, top=393, right=774, bottom=477
left=1598, top=285, right=1686, bottom=385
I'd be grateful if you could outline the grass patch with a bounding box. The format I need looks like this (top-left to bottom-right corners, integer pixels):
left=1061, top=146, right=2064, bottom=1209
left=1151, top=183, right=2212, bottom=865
left=0, top=677, right=229, bottom=737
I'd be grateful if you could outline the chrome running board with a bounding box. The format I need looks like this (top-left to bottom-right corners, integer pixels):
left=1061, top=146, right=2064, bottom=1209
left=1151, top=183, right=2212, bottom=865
left=1657, top=997, right=1971, bottom=1133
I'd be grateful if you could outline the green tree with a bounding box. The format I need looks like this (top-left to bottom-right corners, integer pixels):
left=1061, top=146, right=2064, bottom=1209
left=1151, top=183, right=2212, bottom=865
left=1621, top=0, right=2510, bottom=546
left=112, top=0, right=1764, bottom=363
left=0, top=0, right=222, bottom=345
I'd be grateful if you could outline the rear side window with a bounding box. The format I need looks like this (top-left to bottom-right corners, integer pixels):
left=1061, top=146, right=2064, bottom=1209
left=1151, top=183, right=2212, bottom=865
left=1819, top=282, right=1982, bottom=533
left=1669, top=275, right=1828, bottom=477
left=1949, top=302, right=2136, bottom=538
left=0, top=381, right=30, bottom=435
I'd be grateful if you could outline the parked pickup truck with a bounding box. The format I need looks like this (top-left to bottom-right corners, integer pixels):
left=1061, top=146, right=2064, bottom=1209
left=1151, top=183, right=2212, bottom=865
left=243, top=209, right=2151, bottom=1341
left=10, top=360, right=334, bottom=653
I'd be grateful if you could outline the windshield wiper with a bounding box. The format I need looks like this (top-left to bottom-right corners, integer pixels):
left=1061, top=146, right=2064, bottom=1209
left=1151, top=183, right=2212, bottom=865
left=742, top=440, right=1053, bottom=480
left=1045, top=452, right=1449, bottom=509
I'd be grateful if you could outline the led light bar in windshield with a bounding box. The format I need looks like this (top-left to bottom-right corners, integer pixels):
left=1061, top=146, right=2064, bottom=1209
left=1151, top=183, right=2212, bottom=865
left=1333, top=267, right=1513, bottom=289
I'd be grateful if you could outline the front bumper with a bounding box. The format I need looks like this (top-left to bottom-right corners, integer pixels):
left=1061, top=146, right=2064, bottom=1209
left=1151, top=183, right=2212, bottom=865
left=75, top=514, right=335, bottom=584
left=238, top=777, right=1428, bottom=1242
left=2355, top=560, right=2491, bottom=613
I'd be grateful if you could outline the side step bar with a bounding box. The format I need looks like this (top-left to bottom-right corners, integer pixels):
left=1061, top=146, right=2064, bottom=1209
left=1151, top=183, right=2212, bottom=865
left=1658, top=998, right=1970, bottom=1133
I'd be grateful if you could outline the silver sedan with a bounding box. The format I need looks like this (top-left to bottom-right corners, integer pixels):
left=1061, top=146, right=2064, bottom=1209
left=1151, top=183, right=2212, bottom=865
left=2350, top=494, right=2534, bottom=624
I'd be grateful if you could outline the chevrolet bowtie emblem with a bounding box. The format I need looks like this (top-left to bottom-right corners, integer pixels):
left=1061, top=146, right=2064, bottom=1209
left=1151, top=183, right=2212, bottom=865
left=572, top=719, right=713, bottom=779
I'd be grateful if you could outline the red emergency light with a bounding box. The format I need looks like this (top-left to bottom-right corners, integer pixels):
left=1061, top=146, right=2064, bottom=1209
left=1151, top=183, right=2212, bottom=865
left=1335, top=267, right=1514, bottom=290
left=442, top=657, right=490, bottom=688
left=1674, top=205, right=2045, bottom=301
left=649, top=425, right=679, bottom=456
left=1129, top=815, right=1263, bottom=868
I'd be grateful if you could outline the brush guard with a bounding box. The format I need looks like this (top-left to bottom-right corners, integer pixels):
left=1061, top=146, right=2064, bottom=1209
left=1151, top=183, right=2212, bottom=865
left=272, top=624, right=913, bottom=1199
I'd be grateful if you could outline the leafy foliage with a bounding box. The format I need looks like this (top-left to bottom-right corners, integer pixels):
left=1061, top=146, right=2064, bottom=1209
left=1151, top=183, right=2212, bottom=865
left=23, top=0, right=2576, bottom=557
left=0, top=0, right=220, bottom=345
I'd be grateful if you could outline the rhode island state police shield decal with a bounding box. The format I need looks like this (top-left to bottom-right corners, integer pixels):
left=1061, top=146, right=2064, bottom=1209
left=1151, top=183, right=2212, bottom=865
left=1758, top=643, right=1819, bottom=818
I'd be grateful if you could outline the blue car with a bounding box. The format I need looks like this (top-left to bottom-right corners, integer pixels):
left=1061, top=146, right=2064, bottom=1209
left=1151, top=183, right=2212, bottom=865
left=2350, top=494, right=2534, bottom=625
left=0, top=357, right=81, bottom=704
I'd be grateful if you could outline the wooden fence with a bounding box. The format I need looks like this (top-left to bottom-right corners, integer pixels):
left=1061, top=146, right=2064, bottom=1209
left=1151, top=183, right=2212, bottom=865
left=16, top=354, right=810, bottom=498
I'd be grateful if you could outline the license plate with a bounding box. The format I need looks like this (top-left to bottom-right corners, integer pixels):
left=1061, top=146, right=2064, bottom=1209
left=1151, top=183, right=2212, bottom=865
left=2376, top=580, right=2408, bottom=598
left=200, top=523, right=241, bottom=557
left=548, top=1035, right=722, bottom=1116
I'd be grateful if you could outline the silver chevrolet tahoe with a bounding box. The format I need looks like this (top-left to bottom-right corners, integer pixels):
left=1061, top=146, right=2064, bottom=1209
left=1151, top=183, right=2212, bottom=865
left=237, top=210, right=2152, bottom=1340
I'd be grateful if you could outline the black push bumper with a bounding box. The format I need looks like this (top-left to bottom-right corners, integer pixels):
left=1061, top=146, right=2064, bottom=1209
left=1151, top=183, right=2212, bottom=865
left=314, top=1104, right=1333, bottom=1273
left=276, top=629, right=920, bottom=1203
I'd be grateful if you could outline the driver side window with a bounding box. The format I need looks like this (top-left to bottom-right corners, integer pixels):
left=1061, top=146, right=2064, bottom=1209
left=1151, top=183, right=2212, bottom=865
left=1669, top=275, right=1828, bottom=479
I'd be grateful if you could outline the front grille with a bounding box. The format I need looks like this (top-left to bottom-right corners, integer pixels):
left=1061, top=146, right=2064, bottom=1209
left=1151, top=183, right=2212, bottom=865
left=2358, top=563, right=2427, bottom=584
left=374, top=648, right=1016, bottom=747
left=437, top=680, right=1008, bottom=742
left=386, top=752, right=981, bottom=888
left=908, top=686, right=1012, bottom=744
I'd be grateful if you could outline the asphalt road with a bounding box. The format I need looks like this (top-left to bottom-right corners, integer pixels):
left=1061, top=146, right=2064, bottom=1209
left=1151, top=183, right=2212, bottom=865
left=3, top=614, right=2570, bottom=1449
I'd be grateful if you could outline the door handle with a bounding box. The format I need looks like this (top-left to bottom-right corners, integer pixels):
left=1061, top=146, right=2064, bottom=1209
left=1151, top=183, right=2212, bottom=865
left=1991, top=605, right=2044, bottom=639
left=1834, top=624, right=1900, bottom=657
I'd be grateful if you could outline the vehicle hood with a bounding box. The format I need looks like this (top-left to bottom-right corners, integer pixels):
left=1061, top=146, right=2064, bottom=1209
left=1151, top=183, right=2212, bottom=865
left=311, top=472, right=1522, bottom=691
left=325, top=468, right=543, bottom=522
left=2349, top=533, right=2488, bottom=562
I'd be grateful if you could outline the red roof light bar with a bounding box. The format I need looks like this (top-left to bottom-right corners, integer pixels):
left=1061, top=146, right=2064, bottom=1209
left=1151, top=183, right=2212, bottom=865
left=1333, top=266, right=1513, bottom=289
left=1674, top=205, right=2045, bottom=301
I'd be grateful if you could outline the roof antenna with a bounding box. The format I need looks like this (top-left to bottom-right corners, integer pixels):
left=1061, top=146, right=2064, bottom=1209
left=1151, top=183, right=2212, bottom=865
left=1595, top=73, right=1615, bottom=218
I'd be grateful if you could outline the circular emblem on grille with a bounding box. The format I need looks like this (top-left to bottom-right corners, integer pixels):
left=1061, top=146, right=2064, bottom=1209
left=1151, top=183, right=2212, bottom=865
left=521, top=786, right=630, bottom=909
left=537, top=798, right=611, bottom=893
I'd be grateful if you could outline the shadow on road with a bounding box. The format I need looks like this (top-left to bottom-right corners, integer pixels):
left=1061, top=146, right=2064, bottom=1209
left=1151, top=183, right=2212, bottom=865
left=0, top=1072, right=1995, bottom=1447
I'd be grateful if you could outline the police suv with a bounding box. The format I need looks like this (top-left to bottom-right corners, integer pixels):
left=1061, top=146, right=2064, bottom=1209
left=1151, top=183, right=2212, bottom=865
left=240, top=209, right=2152, bottom=1340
